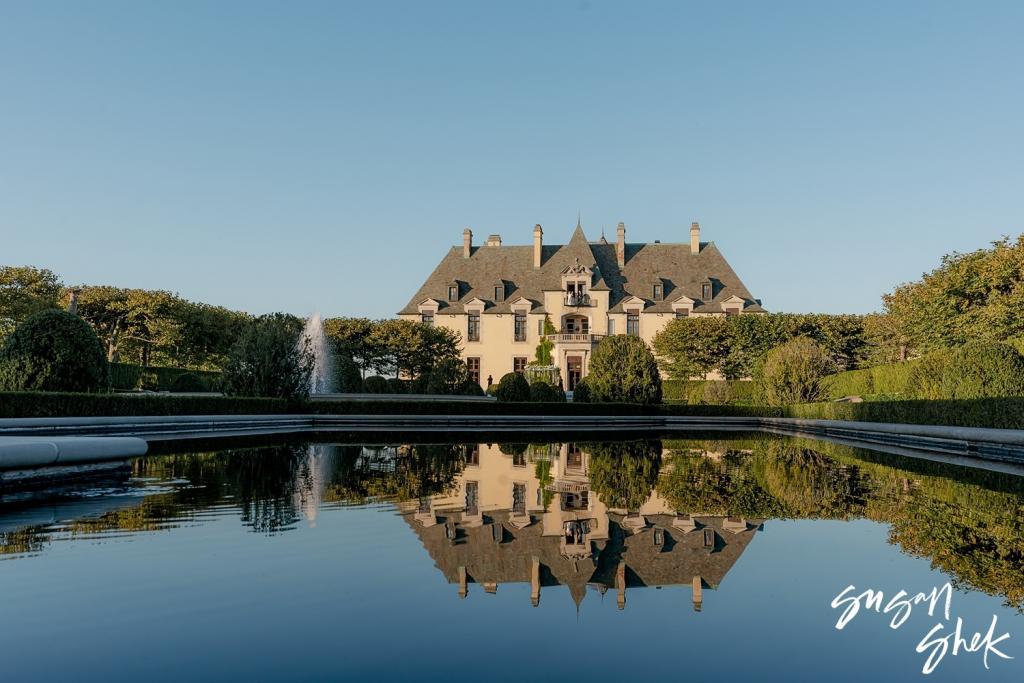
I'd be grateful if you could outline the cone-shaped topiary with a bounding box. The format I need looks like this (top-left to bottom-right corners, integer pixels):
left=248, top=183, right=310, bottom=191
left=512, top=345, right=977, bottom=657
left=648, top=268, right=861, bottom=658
left=0, top=309, right=109, bottom=392
left=586, top=335, right=662, bottom=404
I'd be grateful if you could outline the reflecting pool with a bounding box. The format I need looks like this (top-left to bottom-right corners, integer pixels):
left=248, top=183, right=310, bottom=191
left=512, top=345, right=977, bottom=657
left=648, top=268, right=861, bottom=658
left=2, top=435, right=1023, bottom=681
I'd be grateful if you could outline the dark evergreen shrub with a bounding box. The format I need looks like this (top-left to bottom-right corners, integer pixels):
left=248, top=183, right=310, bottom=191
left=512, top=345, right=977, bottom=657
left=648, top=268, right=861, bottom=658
left=0, top=309, right=108, bottom=392
left=572, top=378, right=591, bottom=403
left=459, top=380, right=485, bottom=396
left=136, top=370, right=160, bottom=391
left=941, top=343, right=1024, bottom=399
left=495, top=372, right=530, bottom=402
left=170, top=372, right=206, bottom=392
left=362, top=375, right=388, bottom=393
left=386, top=377, right=409, bottom=394
left=334, top=353, right=363, bottom=393
left=586, top=335, right=662, bottom=404
left=529, top=380, right=565, bottom=403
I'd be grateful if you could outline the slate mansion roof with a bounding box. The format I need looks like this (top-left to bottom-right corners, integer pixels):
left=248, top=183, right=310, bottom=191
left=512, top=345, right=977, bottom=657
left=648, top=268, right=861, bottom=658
left=399, top=220, right=764, bottom=316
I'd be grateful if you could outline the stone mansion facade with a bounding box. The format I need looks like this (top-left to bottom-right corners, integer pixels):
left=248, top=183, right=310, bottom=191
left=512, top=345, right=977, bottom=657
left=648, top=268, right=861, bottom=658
left=398, top=220, right=763, bottom=390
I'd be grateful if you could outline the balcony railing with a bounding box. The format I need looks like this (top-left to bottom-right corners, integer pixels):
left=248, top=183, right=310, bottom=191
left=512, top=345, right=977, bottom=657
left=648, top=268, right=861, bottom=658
left=547, top=333, right=605, bottom=344
left=563, top=293, right=592, bottom=307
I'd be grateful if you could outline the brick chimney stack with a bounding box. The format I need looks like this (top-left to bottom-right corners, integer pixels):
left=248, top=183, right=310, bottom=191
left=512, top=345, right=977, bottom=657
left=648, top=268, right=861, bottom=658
left=533, top=224, right=543, bottom=269
left=690, top=222, right=701, bottom=255
left=616, top=222, right=626, bottom=267
left=463, top=228, right=473, bottom=258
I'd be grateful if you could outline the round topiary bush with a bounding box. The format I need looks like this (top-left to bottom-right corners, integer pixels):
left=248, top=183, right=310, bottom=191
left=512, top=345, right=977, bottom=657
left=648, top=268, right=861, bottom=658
left=495, top=372, right=530, bottom=402
left=170, top=372, right=206, bottom=392
left=940, top=342, right=1024, bottom=399
left=571, top=378, right=591, bottom=403
left=386, top=377, right=409, bottom=394
left=529, top=380, right=565, bottom=403
left=755, top=337, right=836, bottom=406
left=905, top=349, right=951, bottom=400
left=362, top=375, right=388, bottom=393
left=0, top=309, right=108, bottom=392
left=459, top=379, right=485, bottom=396
left=585, top=335, right=662, bottom=404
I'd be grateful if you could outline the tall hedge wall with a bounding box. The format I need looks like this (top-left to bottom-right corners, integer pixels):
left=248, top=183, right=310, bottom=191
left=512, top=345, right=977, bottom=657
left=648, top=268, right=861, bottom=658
left=109, top=363, right=221, bottom=392
left=662, top=380, right=758, bottom=404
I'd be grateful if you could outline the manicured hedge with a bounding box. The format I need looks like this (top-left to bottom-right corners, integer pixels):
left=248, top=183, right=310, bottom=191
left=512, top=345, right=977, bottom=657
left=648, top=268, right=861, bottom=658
left=785, top=398, right=1024, bottom=430
left=109, top=363, right=221, bottom=392
left=662, top=380, right=758, bottom=404
left=0, top=391, right=777, bottom=419
left=822, top=361, right=918, bottom=399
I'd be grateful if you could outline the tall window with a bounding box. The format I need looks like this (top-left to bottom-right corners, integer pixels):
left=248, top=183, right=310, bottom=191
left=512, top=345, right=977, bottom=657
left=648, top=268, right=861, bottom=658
left=538, top=319, right=544, bottom=336
left=421, top=313, right=434, bottom=326
left=653, top=283, right=663, bottom=301
left=702, top=282, right=712, bottom=300
left=466, top=357, right=481, bottom=385
left=448, top=285, right=458, bottom=301
left=513, top=357, right=527, bottom=373
left=468, top=313, right=480, bottom=342
left=607, top=318, right=615, bottom=335
left=514, top=312, right=527, bottom=341
left=494, top=285, right=504, bottom=302
left=627, top=312, right=640, bottom=336
left=512, top=483, right=526, bottom=514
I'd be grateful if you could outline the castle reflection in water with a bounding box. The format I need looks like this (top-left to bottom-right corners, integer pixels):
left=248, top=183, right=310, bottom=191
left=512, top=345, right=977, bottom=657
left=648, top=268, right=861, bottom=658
left=395, top=442, right=762, bottom=610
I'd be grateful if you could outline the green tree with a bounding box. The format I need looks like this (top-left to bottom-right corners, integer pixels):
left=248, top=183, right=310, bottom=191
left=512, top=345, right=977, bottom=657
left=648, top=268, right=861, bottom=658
left=884, top=236, right=1024, bottom=351
left=652, top=316, right=731, bottom=379
left=755, top=337, right=836, bottom=406
left=586, top=440, right=662, bottom=510
left=323, top=317, right=378, bottom=377
left=0, top=309, right=108, bottom=392
left=531, top=314, right=556, bottom=365
left=0, top=266, right=63, bottom=337
left=221, top=313, right=313, bottom=400
left=586, top=335, right=662, bottom=404
left=366, top=319, right=461, bottom=380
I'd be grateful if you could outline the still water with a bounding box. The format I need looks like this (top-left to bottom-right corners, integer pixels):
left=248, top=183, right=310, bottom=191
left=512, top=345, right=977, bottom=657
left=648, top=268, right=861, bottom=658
left=2, top=434, right=1023, bottom=682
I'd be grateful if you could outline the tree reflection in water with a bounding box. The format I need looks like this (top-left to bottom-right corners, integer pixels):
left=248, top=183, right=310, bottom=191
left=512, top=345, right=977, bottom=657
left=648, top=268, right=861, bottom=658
left=1, top=435, right=1022, bottom=610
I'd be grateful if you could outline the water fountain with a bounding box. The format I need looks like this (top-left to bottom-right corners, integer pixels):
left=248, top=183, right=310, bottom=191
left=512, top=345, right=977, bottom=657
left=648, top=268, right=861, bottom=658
left=300, top=312, right=335, bottom=395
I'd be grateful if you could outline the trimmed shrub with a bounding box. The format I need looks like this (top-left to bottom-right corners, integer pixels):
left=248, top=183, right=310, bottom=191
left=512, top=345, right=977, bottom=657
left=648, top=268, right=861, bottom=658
left=495, top=372, right=530, bottom=402
left=586, top=335, right=662, bottom=405
left=756, top=337, right=836, bottom=406
left=572, top=378, right=591, bottom=403
left=661, top=379, right=757, bottom=404
left=110, top=363, right=143, bottom=390
left=941, top=343, right=1024, bottom=399
left=905, top=350, right=950, bottom=400
left=529, top=380, right=565, bottom=403
left=0, top=309, right=108, bottom=392
left=822, top=368, right=874, bottom=399
left=221, top=313, right=313, bottom=400
left=702, top=380, right=732, bottom=405
left=170, top=372, right=206, bottom=392
left=362, top=375, right=388, bottom=393
left=385, top=377, right=409, bottom=394
left=459, top=380, right=486, bottom=396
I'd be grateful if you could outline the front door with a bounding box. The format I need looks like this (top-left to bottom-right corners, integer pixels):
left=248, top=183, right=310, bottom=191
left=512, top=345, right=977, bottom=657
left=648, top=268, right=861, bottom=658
left=567, top=355, right=583, bottom=391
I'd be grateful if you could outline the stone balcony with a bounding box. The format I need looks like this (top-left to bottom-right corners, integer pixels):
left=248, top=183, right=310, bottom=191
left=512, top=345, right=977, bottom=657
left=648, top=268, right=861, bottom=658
left=562, top=293, right=593, bottom=307
left=547, top=333, right=605, bottom=344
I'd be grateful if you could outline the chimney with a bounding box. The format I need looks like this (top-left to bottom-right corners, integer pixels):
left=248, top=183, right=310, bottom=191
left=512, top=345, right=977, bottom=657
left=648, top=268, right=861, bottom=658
left=485, top=234, right=502, bottom=247
left=690, top=222, right=701, bottom=255
left=616, top=222, right=626, bottom=267
left=463, top=228, right=473, bottom=258
left=533, top=224, right=543, bottom=269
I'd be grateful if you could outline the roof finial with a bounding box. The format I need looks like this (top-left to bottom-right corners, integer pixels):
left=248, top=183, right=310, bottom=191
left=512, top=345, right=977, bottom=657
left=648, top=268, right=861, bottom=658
left=576, top=209, right=582, bottom=230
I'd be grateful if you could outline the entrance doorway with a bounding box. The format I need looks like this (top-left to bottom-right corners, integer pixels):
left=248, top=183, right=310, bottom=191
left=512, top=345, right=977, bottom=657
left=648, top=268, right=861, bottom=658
left=567, top=355, right=583, bottom=391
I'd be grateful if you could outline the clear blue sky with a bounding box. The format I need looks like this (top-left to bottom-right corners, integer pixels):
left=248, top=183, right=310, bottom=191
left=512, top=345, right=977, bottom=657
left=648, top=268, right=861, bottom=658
left=2, top=1, right=1021, bottom=318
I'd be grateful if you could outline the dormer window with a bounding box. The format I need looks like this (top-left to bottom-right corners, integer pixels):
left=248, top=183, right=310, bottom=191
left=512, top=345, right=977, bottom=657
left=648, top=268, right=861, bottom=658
left=448, top=284, right=458, bottom=302
left=653, top=283, right=663, bottom=301
left=494, top=283, right=505, bottom=302
left=701, top=282, right=712, bottom=300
